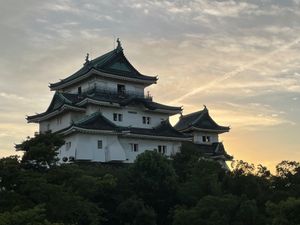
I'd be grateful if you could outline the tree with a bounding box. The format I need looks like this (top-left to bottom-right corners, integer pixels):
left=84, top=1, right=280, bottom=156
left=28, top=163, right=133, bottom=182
left=117, top=197, right=156, bottom=225
left=0, top=155, right=20, bottom=190
left=231, top=160, right=255, bottom=176
left=234, top=199, right=260, bottom=225
left=172, top=142, right=205, bottom=182
left=272, top=161, right=300, bottom=200
left=266, top=198, right=300, bottom=225
left=17, top=132, right=65, bottom=169
left=130, top=151, right=178, bottom=225
left=173, top=195, right=239, bottom=225
left=276, top=161, right=300, bottom=178
left=0, top=205, right=65, bottom=225
left=256, top=164, right=271, bottom=178
left=178, top=159, right=224, bottom=206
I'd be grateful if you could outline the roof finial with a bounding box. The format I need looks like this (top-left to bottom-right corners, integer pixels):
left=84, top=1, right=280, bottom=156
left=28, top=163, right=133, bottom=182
left=116, top=38, right=123, bottom=52
left=203, top=105, right=207, bottom=110
left=84, top=53, right=90, bottom=65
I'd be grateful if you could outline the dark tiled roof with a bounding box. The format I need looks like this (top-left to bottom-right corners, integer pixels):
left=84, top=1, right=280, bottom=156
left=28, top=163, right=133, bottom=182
left=175, top=107, right=229, bottom=132
left=27, top=92, right=84, bottom=120
left=126, top=120, right=188, bottom=138
left=28, top=90, right=181, bottom=121
left=77, top=89, right=182, bottom=112
left=60, top=92, right=82, bottom=103
left=50, top=45, right=157, bottom=89
left=119, top=97, right=182, bottom=111
left=74, top=112, right=117, bottom=130
left=182, top=141, right=232, bottom=160
left=64, top=112, right=187, bottom=139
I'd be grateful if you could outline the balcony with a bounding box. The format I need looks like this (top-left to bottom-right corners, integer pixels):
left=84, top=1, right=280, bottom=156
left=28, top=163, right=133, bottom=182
left=84, top=86, right=153, bottom=101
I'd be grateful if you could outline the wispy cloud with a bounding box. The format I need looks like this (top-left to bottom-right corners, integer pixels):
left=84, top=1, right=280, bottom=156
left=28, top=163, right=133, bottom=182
left=171, top=36, right=300, bottom=104
left=0, top=92, right=25, bottom=101
left=212, top=102, right=294, bottom=130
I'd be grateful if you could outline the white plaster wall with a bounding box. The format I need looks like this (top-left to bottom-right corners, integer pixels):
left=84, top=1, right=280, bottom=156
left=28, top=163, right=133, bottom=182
left=86, top=105, right=169, bottom=128
left=193, top=131, right=219, bottom=144
left=119, top=137, right=181, bottom=163
left=85, top=105, right=102, bottom=115
left=58, top=133, right=126, bottom=163
left=39, top=112, right=84, bottom=133
left=59, top=135, right=78, bottom=162
left=63, top=77, right=145, bottom=96
left=58, top=133, right=182, bottom=163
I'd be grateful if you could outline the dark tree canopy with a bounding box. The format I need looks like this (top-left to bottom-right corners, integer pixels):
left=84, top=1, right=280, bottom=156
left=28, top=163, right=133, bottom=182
left=17, top=132, right=65, bottom=169
left=0, top=136, right=299, bottom=225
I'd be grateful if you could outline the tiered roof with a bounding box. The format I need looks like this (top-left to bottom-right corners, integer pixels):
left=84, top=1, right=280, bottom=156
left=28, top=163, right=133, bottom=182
left=175, top=106, right=229, bottom=133
left=182, top=141, right=232, bottom=160
left=27, top=90, right=182, bottom=122
left=60, top=112, right=190, bottom=141
left=50, top=40, right=157, bottom=90
left=27, top=92, right=85, bottom=122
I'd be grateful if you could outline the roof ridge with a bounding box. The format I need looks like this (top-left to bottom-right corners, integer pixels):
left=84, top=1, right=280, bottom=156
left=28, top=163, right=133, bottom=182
left=44, top=92, right=64, bottom=112
left=192, top=107, right=208, bottom=126
left=75, top=111, right=118, bottom=129
left=75, top=111, right=102, bottom=125
left=181, top=108, right=206, bottom=118
left=92, top=49, right=117, bottom=67
left=155, top=119, right=184, bottom=134
left=57, top=92, right=72, bottom=104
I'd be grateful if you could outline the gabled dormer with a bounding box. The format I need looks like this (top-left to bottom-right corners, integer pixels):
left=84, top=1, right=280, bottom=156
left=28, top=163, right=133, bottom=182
left=49, top=39, right=158, bottom=95
left=174, top=106, right=229, bottom=145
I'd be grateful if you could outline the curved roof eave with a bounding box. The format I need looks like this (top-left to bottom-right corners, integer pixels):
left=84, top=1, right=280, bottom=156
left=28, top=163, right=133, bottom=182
left=177, top=126, right=230, bottom=133
left=50, top=68, right=157, bottom=90
left=27, top=104, right=85, bottom=123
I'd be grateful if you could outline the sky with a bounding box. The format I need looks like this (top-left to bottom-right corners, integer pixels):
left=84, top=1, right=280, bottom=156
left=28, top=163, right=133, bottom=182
left=0, top=0, right=300, bottom=171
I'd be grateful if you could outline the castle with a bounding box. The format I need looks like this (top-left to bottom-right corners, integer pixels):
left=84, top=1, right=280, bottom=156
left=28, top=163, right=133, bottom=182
left=27, top=39, right=232, bottom=165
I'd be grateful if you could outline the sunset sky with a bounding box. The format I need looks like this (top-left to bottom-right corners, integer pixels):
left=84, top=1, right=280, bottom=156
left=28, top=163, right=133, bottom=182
left=0, top=0, right=300, bottom=171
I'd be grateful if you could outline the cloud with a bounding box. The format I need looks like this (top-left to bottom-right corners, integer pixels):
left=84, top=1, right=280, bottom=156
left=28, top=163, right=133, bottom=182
left=212, top=102, right=294, bottom=129
left=0, top=92, right=25, bottom=101
left=197, top=1, right=258, bottom=17
left=170, top=35, right=300, bottom=105
left=42, top=0, right=82, bottom=14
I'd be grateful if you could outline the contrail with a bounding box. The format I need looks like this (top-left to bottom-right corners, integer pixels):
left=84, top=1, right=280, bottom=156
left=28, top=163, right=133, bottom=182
left=170, top=37, right=300, bottom=105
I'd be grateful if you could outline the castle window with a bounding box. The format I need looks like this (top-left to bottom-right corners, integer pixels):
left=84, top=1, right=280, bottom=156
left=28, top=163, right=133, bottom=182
left=66, top=142, right=71, bottom=150
left=142, top=116, right=151, bottom=124
left=97, top=140, right=103, bottom=149
left=78, top=86, right=82, bottom=95
left=118, top=114, right=123, bottom=121
left=56, top=117, right=62, bottom=125
left=113, top=113, right=123, bottom=121
left=117, top=84, right=126, bottom=95
left=130, top=143, right=139, bottom=152
left=113, top=113, right=118, bottom=121
left=158, top=145, right=167, bottom=154
left=202, top=136, right=211, bottom=143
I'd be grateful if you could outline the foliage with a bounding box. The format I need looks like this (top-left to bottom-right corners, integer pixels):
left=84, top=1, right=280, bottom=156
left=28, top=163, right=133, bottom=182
left=276, top=160, right=300, bottom=178
left=18, top=132, right=65, bottom=169
left=266, top=198, right=300, bottom=225
left=116, top=197, right=156, bottom=225
left=0, top=205, right=64, bottom=225
left=0, top=138, right=300, bottom=225
left=130, top=150, right=178, bottom=224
